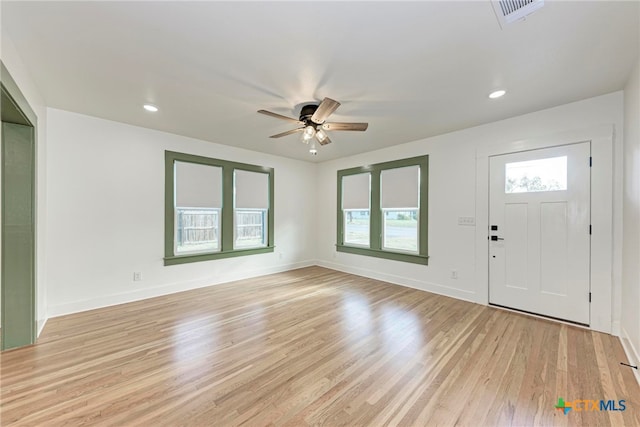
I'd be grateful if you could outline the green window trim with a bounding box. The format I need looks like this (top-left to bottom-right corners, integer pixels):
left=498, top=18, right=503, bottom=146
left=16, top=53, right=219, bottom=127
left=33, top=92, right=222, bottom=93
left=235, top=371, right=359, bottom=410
left=164, top=151, right=274, bottom=266
left=336, top=155, right=429, bottom=265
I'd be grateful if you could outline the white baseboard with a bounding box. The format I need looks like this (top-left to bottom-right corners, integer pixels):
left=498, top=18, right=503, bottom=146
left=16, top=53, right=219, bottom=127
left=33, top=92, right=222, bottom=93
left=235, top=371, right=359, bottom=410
left=47, top=260, right=316, bottom=318
left=611, top=320, right=621, bottom=337
left=37, top=317, right=48, bottom=337
left=316, top=260, right=478, bottom=305
left=620, top=327, right=640, bottom=386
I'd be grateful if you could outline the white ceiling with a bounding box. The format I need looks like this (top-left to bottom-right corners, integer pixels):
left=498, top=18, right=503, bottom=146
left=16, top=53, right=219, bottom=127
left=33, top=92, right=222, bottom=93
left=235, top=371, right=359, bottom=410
left=2, top=1, right=639, bottom=162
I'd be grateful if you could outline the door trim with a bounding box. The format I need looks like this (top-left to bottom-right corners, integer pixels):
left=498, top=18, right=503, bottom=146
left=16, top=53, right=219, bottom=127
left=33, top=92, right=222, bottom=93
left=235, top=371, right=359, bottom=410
left=1, top=62, right=38, bottom=126
left=474, top=125, right=614, bottom=334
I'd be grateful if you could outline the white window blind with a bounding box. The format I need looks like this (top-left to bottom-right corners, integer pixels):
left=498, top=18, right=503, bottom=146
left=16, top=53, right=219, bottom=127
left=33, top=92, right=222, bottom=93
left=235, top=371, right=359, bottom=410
left=234, top=170, right=269, bottom=209
left=175, top=161, right=222, bottom=208
left=342, top=173, right=371, bottom=209
left=381, top=165, right=419, bottom=209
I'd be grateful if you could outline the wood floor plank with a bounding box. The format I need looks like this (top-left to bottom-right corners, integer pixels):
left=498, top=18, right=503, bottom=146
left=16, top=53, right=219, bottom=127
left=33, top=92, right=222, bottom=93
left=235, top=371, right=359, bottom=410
left=1, top=266, right=638, bottom=426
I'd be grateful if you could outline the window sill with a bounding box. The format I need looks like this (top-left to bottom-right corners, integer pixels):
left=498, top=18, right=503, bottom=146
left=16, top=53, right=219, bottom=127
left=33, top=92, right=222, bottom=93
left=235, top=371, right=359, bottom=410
left=164, top=246, right=275, bottom=266
left=336, top=245, right=429, bottom=265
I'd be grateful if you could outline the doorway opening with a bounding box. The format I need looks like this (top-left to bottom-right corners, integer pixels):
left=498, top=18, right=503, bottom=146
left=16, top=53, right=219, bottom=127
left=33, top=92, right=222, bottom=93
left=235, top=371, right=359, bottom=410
left=1, top=62, right=38, bottom=350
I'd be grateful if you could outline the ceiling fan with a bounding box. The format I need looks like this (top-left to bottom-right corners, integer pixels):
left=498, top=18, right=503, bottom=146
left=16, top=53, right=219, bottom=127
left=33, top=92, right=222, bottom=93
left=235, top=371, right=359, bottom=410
left=258, top=97, right=368, bottom=155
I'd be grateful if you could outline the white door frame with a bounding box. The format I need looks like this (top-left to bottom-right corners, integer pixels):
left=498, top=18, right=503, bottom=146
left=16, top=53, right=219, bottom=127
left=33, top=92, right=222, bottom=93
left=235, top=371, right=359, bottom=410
left=474, top=125, right=614, bottom=334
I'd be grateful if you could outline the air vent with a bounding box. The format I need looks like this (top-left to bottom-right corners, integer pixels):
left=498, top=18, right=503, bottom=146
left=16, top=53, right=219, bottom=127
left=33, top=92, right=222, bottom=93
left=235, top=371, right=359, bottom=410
left=492, top=0, right=544, bottom=28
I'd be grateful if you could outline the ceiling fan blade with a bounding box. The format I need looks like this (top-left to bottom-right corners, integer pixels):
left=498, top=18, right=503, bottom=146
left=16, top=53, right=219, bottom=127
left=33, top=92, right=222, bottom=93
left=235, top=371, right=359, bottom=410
left=310, top=97, right=341, bottom=124
left=317, top=133, right=332, bottom=146
left=258, top=109, right=303, bottom=124
left=269, top=127, right=304, bottom=138
left=322, top=122, right=368, bottom=131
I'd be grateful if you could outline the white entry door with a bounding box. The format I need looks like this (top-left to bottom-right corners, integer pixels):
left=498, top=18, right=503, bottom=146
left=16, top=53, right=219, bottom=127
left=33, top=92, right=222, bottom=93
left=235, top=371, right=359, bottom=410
left=489, top=142, right=591, bottom=325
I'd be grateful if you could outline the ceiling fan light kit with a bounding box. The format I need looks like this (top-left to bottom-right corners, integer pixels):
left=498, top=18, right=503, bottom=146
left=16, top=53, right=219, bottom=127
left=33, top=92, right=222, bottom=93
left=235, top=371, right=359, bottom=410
left=316, top=129, right=328, bottom=143
left=258, top=97, right=368, bottom=155
left=302, top=125, right=316, bottom=141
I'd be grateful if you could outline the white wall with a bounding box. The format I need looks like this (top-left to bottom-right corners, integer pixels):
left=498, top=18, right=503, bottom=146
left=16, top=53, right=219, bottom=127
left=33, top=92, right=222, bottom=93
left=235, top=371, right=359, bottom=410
left=1, top=35, right=48, bottom=336
left=45, top=109, right=316, bottom=316
left=621, top=58, right=640, bottom=381
left=316, top=92, right=624, bottom=329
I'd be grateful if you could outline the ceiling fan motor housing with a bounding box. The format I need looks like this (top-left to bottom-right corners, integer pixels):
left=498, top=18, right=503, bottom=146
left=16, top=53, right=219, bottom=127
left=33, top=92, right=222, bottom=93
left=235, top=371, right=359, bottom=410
left=299, top=104, right=319, bottom=123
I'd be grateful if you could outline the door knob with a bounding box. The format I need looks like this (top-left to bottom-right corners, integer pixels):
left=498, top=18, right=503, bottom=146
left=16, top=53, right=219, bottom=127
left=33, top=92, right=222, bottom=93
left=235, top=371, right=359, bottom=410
left=490, top=236, right=504, bottom=241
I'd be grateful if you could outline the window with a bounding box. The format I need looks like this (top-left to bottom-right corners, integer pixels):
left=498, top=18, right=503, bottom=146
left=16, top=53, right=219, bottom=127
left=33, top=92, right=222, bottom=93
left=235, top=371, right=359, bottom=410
left=174, top=161, right=222, bottom=254
left=381, top=165, right=419, bottom=253
left=344, top=210, right=370, bottom=246
left=337, top=156, right=429, bottom=265
left=342, top=173, right=371, bottom=246
left=234, top=170, right=269, bottom=249
left=235, top=210, right=267, bottom=248
left=165, top=151, right=274, bottom=265
left=175, top=208, right=220, bottom=254
left=505, top=156, right=567, bottom=193
left=383, top=210, right=418, bottom=252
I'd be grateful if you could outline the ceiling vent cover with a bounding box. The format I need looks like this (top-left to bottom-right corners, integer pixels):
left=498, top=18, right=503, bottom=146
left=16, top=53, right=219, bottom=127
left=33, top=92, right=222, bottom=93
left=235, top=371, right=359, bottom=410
left=492, top=0, right=544, bottom=28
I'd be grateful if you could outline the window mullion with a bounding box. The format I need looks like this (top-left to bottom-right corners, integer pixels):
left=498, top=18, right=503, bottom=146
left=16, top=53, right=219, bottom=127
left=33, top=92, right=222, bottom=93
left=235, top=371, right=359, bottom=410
left=221, top=165, right=235, bottom=252
left=370, top=169, right=382, bottom=250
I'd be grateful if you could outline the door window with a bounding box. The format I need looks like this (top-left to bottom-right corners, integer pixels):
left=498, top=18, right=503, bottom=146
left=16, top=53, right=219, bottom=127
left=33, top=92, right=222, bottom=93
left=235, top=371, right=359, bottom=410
left=505, top=156, right=567, bottom=193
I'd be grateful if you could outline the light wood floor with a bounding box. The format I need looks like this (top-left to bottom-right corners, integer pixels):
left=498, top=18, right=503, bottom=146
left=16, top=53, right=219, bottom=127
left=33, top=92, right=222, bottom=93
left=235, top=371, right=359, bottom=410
left=1, top=267, right=638, bottom=426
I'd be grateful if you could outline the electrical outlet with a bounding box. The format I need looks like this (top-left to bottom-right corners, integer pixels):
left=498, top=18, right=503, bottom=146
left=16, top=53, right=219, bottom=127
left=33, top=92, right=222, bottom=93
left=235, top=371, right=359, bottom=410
left=458, top=216, right=476, bottom=226
left=133, top=272, right=142, bottom=281
left=451, top=269, right=458, bottom=279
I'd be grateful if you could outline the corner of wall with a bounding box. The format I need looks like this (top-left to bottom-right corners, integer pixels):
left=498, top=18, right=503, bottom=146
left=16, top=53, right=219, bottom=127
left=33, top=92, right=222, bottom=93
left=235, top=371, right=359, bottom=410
left=311, top=161, right=320, bottom=262
left=621, top=56, right=640, bottom=384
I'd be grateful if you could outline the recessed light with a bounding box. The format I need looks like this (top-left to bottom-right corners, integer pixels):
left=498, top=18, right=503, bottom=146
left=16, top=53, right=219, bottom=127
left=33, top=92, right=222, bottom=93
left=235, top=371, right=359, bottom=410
left=143, top=104, right=158, bottom=112
left=489, top=90, right=506, bottom=99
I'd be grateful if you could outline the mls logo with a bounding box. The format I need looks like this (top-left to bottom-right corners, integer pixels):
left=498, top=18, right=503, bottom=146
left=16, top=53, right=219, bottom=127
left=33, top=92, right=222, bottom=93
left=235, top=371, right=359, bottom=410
left=555, top=397, right=627, bottom=415
left=555, top=398, right=571, bottom=415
